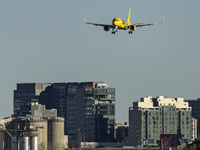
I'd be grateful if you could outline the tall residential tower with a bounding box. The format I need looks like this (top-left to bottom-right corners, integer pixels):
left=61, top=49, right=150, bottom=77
left=38, top=82, right=116, bottom=147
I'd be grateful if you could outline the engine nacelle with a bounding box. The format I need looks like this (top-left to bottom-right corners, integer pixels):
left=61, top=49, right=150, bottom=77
left=130, top=25, right=136, bottom=31
left=104, top=26, right=110, bottom=31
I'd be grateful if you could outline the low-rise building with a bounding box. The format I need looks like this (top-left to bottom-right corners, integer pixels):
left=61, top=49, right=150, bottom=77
left=115, top=122, right=129, bottom=142
left=1, top=102, right=67, bottom=150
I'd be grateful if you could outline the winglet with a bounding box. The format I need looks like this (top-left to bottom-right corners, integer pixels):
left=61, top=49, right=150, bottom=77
left=158, top=17, right=165, bottom=24
left=84, top=17, right=86, bottom=23
left=162, top=17, right=165, bottom=23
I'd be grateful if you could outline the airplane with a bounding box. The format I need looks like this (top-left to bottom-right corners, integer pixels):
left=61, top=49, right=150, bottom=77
left=84, top=9, right=164, bottom=34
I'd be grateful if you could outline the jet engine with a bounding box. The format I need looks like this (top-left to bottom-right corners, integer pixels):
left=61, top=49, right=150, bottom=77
left=104, top=26, right=110, bottom=31
left=130, top=25, right=136, bottom=31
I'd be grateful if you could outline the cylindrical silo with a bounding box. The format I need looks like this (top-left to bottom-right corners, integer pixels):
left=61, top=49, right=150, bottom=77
left=20, top=136, right=30, bottom=150
left=30, top=136, right=38, bottom=150
left=49, top=117, right=65, bottom=149
left=30, top=118, right=48, bottom=150
left=11, top=139, right=17, bottom=150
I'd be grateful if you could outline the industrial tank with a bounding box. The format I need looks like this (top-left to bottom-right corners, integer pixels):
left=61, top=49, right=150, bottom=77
left=20, top=136, right=30, bottom=150
left=30, top=136, right=38, bottom=150
left=30, top=118, right=48, bottom=150
left=11, top=139, right=17, bottom=150
left=48, top=117, right=65, bottom=149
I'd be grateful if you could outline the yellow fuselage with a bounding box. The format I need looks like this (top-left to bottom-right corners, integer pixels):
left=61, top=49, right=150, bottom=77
left=112, top=18, right=131, bottom=30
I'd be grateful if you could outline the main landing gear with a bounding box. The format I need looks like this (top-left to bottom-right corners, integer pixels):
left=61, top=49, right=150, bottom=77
left=111, top=29, right=118, bottom=34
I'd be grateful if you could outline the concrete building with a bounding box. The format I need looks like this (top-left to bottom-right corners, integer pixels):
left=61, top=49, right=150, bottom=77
left=39, top=81, right=116, bottom=147
left=2, top=102, right=67, bottom=150
left=13, top=83, right=51, bottom=117
left=0, top=118, right=13, bottom=150
left=127, top=96, right=192, bottom=147
left=4, top=117, right=66, bottom=150
left=26, top=99, right=57, bottom=118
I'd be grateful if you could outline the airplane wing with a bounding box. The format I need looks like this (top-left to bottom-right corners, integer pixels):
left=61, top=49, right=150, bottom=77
left=84, top=17, right=115, bottom=28
left=128, top=17, right=165, bottom=27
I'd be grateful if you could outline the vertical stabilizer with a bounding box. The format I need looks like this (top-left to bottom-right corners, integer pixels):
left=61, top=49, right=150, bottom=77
left=127, top=9, right=131, bottom=23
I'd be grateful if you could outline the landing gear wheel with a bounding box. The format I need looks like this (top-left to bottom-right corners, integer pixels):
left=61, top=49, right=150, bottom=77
left=129, top=31, right=133, bottom=34
left=112, top=31, right=115, bottom=34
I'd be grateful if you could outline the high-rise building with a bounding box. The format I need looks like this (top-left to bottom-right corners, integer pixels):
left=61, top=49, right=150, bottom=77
left=38, top=82, right=115, bottom=147
left=185, top=98, right=200, bottom=138
left=13, top=83, right=51, bottom=117
left=127, top=96, right=192, bottom=147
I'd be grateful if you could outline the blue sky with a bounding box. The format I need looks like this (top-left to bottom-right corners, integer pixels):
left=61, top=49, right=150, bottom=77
left=0, top=0, right=200, bottom=123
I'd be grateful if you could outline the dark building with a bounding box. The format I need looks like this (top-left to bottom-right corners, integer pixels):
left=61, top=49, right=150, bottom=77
left=185, top=98, right=200, bottom=137
left=39, top=83, right=67, bottom=118
left=38, top=82, right=116, bottom=147
left=116, top=122, right=129, bottom=142
left=13, top=83, right=50, bottom=117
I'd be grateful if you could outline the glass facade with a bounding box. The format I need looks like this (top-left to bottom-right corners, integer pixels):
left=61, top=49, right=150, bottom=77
left=24, top=82, right=116, bottom=147
left=66, top=87, right=77, bottom=136
left=84, top=87, right=115, bottom=142
left=13, top=83, right=50, bottom=116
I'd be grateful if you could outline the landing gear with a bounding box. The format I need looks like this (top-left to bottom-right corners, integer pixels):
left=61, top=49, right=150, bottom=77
left=111, top=29, right=118, bottom=34
left=129, top=31, right=133, bottom=34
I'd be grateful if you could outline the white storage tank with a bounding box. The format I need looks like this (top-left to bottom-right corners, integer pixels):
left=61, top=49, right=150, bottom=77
left=20, top=136, right=30, bottom=150
left=30, top=136, right=38, bottom=150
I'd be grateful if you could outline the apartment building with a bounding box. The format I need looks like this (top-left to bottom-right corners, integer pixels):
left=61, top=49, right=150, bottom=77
left=127, top=96, right=192, bottom=146
left=38, top=81, right=115, bottom=147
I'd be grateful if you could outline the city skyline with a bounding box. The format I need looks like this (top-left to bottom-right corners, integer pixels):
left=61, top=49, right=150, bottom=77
left=1, top=1, right=200, bottom=123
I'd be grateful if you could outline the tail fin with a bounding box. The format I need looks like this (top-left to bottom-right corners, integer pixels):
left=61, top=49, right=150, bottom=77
left=127, top=9, right=131, bottom=23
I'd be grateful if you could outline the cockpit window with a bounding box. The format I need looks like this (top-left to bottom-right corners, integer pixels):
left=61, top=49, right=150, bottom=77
left=114, top=18, right=119, bottom=21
